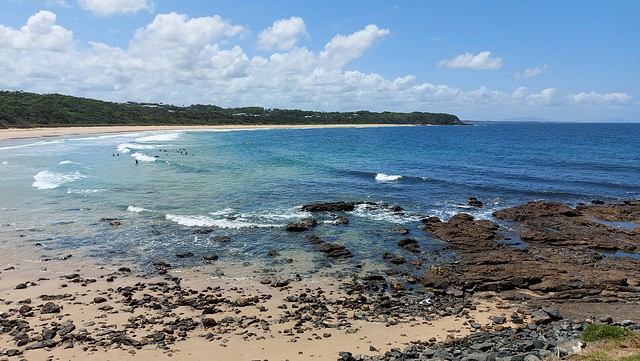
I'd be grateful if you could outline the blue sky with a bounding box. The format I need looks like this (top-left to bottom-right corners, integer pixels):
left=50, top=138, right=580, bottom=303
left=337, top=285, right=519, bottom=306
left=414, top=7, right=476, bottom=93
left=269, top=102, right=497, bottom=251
left=1, top=0, right=638, bottom=122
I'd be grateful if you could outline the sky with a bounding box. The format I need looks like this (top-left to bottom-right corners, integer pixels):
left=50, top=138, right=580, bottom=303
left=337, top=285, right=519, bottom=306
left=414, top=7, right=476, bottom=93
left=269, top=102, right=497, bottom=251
left=0, top=0, right=638, bottom=122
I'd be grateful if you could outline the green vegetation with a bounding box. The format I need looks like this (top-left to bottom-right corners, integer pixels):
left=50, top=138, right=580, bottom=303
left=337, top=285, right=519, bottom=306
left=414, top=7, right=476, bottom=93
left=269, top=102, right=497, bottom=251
left=0, top=91, right=463, bottom=128
left=581, top=324, right=635, bottom=343
left=571, top=324, right=640, bottom=361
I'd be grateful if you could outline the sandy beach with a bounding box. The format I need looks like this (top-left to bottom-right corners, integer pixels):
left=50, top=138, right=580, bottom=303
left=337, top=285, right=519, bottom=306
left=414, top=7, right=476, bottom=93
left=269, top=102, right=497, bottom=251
left=0, top=257, right=518, bottom=361
left=0, top=124, right=414, bottom=141
left=2, top=126, right=639, bottom=360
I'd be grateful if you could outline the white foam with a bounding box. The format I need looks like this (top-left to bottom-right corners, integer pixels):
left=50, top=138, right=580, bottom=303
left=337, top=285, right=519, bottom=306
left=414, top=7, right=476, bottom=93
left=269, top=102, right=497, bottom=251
left=59, top=160, right=80, bottom=165
left=375, top=173, right=403, bottom=182
left=127, top=205, right=150, bottom=213
left=67, top=188, right=105, bottom=194
left=131, top=152, right=157, bottom=162
left=350, top=203, right=420, bottom=224
left=1, top=161, right=8, bottom=165
left=166, top=214, right=279, bottom=229
left=116, top=143, right=158, bottom=154
left=134, top=132, right=182, bottom=143
left=32, top=170, right=86, bottom=190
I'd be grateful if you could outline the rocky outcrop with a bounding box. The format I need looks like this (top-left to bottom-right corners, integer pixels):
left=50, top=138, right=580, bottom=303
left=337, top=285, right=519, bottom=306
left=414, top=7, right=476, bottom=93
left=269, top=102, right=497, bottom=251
left=301, top=202, right=363, bottom=213
left=304, top=235, right=353, bottom=258
left=418, top=202, right=640, bottom=305
left=285, top=218, right=318, bottom=232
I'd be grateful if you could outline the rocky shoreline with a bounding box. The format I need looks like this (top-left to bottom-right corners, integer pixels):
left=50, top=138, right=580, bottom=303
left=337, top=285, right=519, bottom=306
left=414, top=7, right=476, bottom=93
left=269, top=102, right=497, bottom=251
left=1, top=200, right=639, bottom=360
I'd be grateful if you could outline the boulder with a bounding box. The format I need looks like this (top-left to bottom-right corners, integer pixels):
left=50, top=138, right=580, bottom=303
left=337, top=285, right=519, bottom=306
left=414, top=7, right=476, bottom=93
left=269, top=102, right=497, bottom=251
left=285, top=218, right=318, bottom=232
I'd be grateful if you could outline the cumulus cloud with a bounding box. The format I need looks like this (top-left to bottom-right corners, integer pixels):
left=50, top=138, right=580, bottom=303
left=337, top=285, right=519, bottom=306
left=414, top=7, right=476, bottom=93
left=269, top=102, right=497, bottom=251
left=0, top=11, right=634, bottom=121
left=257, top=17, right=307, bottom=51
left=515, top=64, right=548, bottom=79
left=438, top=51, right=503, bottom=70
left=0, top=11, right=74, bottom=51
left=78, top=0, right=154, bottom=16
left=571, top=92, right=631, bottom=104
left=319, top=24, right=389, bottom=68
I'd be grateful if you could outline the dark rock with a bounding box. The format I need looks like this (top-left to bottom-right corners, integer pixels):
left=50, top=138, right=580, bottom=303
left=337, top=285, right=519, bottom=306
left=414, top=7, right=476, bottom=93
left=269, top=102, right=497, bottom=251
left=15, top=283, right=27, bottom=290
left=285, top=218, right=318, bottom=232
left=213, top=236, right=231, bottom=243
left=398, top=238, right=420, bottom=253
left=42, top=328, right=56, bottom=340
left=301, top=202, right=360, bottom=213
left=195, top=228, right=214, bottom=234
left=176, top=252, right=194, bottom=258
left=391, top=227, right=410, bottom=235
left=492, top=201, right=579, bottom=221
left=267, top=250, right=279, bottom=256
left=41, top=302, right=61, bottom=314
left=93, top=296, right=107, bottom=304
left=203, top=254, right=219, bottom=261
left=467, top=197, right=483, bottom=208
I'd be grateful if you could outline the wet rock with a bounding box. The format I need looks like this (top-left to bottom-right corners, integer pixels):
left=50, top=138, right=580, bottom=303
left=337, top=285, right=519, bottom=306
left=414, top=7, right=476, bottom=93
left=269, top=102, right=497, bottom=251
left=152, top=260, right=171, bottom=268
left=176, top=252, right=194, bottom=258
left=195, top=228, right=213, bottom=234
left=15, top=283, right=27, bottom=290
left=301, top=202, right=361, bottom=213
left=203, top=254, right=219, bottom=261
left=467, top=197, right=483, bottom=208
left=286, top=218, right=318, bottom=232
left=213, top=236, right=231, bottom=243
left=391, top=227, right=410, bottom=235
left=304, top=235, right=354, bottom=258
left=398, top=238, right=420, bottom=253
left=493, top=201, right=579, bottom=221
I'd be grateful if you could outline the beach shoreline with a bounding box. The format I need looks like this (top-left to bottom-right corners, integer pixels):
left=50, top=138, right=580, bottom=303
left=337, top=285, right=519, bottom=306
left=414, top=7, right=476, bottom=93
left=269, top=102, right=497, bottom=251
left=0, top=124, right=415, bottom=141
left=0, top=255, right=516, bottom=361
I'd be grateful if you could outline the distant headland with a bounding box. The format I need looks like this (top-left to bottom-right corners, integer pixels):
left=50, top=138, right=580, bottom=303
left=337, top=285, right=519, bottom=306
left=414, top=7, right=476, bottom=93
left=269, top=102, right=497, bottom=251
left=0, top=91, right=463, bottom=128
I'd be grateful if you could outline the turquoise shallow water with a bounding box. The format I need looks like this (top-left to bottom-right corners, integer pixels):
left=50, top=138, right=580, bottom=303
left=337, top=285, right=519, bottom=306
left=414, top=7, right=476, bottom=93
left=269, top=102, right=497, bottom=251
left=1, top=123, right=639, bottom=279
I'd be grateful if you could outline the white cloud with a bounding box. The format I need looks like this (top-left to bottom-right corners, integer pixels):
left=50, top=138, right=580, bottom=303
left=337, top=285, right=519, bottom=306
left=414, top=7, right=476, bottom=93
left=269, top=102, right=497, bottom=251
left=571, top=92, right=631, bottom=104
left=515, top=64, right=548, bottom=79
left=257, top=17, right=307, bottom=51
left=0, top=12, right=634, bottom=122
left=0, top=11, right=74, bottom=52
left=438, top=51, right=503, bottom=70
left=319, top=24, right=389, bottom=68
left=78, top=0, right=154, bottom=16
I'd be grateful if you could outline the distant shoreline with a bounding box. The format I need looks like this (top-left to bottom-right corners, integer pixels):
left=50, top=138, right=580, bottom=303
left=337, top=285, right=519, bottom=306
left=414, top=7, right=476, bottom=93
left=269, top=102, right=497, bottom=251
left=0, top=124, right=415, bottom=141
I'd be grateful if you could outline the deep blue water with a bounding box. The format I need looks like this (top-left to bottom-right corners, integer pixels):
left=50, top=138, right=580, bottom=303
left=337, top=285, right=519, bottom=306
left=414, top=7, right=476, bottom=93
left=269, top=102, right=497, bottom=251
left=1, top=123, right=638, bottom=279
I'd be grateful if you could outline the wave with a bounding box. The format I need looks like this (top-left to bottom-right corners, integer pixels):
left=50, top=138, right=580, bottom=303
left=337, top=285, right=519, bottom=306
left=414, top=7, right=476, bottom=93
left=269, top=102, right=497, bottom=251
left=134, top=132, right=183, bottom=143
left=165, top=213, right=280, bottom=229
left=116, top=143, right=158, bottom=154
left=32, top=170, right=86, bottom=190
left=131, top=152, right=157, bottom=162
left=127, top=205, right=151, bottom=213
left=59, top=160, right=80, bottom=165
left=375, top=173, right=403, bottom=182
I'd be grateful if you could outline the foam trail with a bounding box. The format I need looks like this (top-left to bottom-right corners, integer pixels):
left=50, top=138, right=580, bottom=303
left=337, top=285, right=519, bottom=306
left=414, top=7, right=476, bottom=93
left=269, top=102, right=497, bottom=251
left=59, top=160, right=80, bottom=165
left=134, top=132, right=182, bottom=143
left=127, top=205, right=150, bottom=213
left=375, top=173, right=403, bottom=182
left=132, top=152, right=157, bottom=162
left=166, top=214, right=279, bottom=229
left=32, top=170, right=86, bottom=189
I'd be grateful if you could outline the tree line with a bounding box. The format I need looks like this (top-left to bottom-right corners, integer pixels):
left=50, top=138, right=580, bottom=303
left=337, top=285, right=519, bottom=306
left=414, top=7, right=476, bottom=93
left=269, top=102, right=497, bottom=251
left=0, top=91, right=463, bottom=128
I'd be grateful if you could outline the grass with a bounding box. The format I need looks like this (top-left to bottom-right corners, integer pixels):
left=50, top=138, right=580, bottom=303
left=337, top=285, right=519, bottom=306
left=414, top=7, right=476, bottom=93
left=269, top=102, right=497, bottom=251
left=568, top=324, right=640, bottom=361
left=581, top=324, right=635, bottom=343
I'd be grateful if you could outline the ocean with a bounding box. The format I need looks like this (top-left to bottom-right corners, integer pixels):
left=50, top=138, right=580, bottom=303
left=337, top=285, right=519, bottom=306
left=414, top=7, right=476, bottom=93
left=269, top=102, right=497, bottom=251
left=1, top=123, right=639, bottom=280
